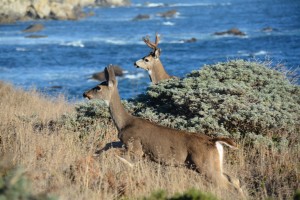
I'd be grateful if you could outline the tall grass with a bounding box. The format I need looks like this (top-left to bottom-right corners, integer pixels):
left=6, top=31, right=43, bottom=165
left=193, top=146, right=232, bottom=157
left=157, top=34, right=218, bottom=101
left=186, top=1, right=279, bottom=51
left=0, top=59, right=299, bottom=200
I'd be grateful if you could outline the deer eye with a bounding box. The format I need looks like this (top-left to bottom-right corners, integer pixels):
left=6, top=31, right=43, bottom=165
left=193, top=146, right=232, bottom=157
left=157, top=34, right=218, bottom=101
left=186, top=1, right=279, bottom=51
left=144, top=58, right=149, bottom=62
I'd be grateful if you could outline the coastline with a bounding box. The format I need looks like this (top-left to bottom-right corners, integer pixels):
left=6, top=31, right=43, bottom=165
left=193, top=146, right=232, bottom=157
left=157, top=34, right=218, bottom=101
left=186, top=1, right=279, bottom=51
left=0, top=0, right=130, bottom=24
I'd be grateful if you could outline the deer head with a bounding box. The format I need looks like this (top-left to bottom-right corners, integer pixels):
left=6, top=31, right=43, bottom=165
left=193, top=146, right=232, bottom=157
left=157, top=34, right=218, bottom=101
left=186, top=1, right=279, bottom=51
left=134, top=33, right=172, bottom=84
left=134, top=33, right=161, bottom=71
left=83, top=65, right=117, bottom=105
left=83, top=65, right=132, bottom=131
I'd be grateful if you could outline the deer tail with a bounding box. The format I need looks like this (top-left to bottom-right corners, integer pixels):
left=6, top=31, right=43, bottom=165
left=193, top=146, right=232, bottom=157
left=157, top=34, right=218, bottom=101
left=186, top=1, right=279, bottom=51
left=211, top=137, right=238, bottom=149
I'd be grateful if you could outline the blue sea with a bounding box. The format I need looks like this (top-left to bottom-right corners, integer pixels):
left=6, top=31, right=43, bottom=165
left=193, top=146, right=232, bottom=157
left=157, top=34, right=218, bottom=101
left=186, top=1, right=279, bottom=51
left=0, top=0, right=299, bottom=101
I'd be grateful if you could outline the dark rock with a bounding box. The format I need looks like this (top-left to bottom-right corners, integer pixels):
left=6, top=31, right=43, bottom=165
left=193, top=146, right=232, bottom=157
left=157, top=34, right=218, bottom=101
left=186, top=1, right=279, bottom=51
left=181, top=37, right=197, bottom=43
left=262, top=26, right=277, bottom=32
left=214, top=28, right=246, bottom=36
left=157, top=10, right=178, bottom=18
left=50, top=85, right=63, bottom=89
left=91, top=65, right=124, bottom=81
left=133, top=14, right=150, bottom=21
left=25, top=34, right=47, bottom=38
left=25, top=5, right=38, bottom=19
left=22, top=24, right=44, bottom=33
left=0, top=14, right=17, bottom=24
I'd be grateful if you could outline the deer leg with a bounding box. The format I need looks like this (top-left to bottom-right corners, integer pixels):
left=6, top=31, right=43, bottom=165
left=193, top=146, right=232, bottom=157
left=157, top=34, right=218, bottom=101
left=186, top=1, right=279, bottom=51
left=222, top=173, right=246, bottom=199
left=124, top=139, right=144, bottom=163
left=189, top=155, right=237, bottom=193
left=95, top=141, right=124, bottom=155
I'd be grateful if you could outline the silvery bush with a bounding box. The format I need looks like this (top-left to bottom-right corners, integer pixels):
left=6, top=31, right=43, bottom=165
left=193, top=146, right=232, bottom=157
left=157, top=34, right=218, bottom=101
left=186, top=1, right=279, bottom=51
left=67, top=60, right=300, bottom=147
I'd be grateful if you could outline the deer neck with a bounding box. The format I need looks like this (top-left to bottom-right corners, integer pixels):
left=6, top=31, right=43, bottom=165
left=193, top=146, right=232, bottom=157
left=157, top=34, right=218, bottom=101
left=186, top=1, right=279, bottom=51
left=149, top=59, right=170, bottom=84
left=108, top=88, right=132, bottom=132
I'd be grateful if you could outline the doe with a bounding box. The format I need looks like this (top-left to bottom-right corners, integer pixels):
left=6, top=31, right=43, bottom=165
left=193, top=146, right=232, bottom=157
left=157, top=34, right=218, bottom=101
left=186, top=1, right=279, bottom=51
left=83, top=65, right=245, bottom=198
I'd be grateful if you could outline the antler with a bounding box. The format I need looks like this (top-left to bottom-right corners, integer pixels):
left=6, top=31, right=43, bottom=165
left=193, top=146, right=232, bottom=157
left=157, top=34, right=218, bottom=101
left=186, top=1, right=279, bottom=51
left=143, top=33, right=160, bottom=50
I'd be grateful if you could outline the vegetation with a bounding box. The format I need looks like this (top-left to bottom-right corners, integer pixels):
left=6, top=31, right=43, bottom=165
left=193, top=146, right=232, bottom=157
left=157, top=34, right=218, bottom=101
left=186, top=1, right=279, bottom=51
left=58, top=100, right=111, bottom=138
left=142, top=189, right=217, bottom=200
left=0, top=165, right=56, bottom=200
left=128, top=60, right=300, bottom=148
left=0, top=60, right=299, bottom=200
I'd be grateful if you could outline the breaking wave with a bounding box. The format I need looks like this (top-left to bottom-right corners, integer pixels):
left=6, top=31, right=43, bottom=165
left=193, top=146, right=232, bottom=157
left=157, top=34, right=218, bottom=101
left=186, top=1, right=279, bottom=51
left=60, top=40, right=85, bottom=48
left=133, top=2, right=232, bottom=8
left=124, top=73, right=146, bottom=80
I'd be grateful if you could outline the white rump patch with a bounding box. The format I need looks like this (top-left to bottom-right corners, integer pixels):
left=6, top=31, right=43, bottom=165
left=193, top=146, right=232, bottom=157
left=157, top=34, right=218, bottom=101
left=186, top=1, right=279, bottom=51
left=216, top=142, right=224, bottom=173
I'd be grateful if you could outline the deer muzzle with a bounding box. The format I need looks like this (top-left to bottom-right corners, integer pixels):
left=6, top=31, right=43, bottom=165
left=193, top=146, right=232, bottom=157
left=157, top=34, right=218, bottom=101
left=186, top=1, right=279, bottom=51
left=83, top=92, right=92, bottom=100
left=134, top=59, right=143, bottom=68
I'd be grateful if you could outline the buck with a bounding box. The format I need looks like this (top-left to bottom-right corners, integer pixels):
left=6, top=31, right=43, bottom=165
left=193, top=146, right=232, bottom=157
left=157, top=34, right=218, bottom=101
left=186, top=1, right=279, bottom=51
left=83, top=65, right=245, bottom=197
left=134, top=33, right=175, bottom=84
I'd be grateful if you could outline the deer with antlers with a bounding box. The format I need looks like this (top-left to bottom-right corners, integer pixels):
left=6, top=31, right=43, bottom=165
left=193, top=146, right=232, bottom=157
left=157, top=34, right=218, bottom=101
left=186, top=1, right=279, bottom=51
left=83, top=65, right=245, bottom=198
left=134, top=33, right=175, bottom=84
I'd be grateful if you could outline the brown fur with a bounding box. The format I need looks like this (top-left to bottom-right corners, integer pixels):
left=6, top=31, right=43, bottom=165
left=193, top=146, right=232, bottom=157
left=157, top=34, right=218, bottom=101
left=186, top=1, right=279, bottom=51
left=83, top=65, right=245, bottom=198
left=134, top=33, right=175, bottom=84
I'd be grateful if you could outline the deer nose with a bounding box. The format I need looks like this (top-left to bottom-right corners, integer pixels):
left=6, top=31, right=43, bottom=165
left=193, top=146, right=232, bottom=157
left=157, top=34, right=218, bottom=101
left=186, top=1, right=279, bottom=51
left=134, top=62, right=140, bottom=68
left=83, top=92, right=91, bottom=99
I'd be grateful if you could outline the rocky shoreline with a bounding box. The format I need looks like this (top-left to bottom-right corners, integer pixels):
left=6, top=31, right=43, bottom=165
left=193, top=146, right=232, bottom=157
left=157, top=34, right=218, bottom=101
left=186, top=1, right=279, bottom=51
left=0, top=0, right=130, bottom=24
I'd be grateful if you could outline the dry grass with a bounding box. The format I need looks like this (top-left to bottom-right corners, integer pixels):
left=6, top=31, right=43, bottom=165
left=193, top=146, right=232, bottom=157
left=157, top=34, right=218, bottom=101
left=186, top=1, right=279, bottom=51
left=0, top=81, right=299, bottom=200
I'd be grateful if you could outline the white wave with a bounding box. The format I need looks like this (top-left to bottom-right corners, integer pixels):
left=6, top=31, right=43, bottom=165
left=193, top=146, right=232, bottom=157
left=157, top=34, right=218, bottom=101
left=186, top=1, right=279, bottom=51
left=16, top=47, right=27, bottom=52
left=87, top=78, right=99, bottom=82
left=214, top=34, right=248, bottom=39
left=132, top=2, right=231, bottom=8
left=253, top=50, right=268, bottom=56
left=169, top=40, right=185, bottom=44
left=238, top=50, right=268, bottom=57
left=60, top=40, right=84, bottom=48
left=124, top=73, right=146, bottom=80
left=104, top=39, right=127, bottom=45
left=170, top=3, right=212, bottom=7
left=169, top=2, right=231, bottom=7
left=162, top=21, right=175, bottom=26
left=237, top=50, right=249, bottom=56
left=144, top=3, right=165, bottom=7
left=91, top=37, right=145, bottom=45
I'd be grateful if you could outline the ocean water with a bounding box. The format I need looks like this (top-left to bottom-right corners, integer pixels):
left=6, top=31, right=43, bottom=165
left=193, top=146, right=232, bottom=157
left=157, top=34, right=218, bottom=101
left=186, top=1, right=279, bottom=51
left=0, top=0, right=299, bottom=101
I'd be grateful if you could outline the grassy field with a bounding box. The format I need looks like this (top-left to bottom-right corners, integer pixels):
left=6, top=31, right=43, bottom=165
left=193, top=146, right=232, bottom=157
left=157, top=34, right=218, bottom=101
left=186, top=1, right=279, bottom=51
left=0, top=61, right=299, bottom=200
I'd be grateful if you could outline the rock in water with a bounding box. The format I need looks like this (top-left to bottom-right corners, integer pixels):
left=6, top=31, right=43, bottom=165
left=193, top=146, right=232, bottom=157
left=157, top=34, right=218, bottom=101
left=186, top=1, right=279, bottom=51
left=22, top=24, right=44, bottom=32
left=25, top=35, right=47, bottom=38
left=91, top=65, right=124, bottom=81
left=214, top=28, right=246, bottom=36
left=181, top=38, right=197, bottom=43
left=133, top=14, right=150, bottom=21
left=157, top=10, right=178, bottom=18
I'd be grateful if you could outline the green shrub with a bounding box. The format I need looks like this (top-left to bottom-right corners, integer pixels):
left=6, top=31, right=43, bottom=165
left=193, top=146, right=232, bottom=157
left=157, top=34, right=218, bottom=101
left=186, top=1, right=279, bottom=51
left=0, top=166, right=56, bottom=200
left=69, top=60, right=300, bottom=147
left=58, top=100, right=111, bottom=138
left=127, top=60, right=300, bottom=147
left=142, top=188, right=218, bottom=200
left=294, top=190, right=300, bottom=200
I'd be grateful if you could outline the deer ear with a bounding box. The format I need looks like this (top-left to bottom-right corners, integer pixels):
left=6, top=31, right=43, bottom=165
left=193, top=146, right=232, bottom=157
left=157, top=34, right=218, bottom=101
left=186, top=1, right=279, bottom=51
left=105, top=65, right=117, bottom=88
left=154, top=48, right=161, bottom=59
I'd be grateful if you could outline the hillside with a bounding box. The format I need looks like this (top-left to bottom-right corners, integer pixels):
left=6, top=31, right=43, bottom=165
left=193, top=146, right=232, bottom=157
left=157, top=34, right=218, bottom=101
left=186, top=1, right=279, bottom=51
left=0, top=60, right=299, bottom=199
